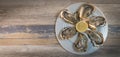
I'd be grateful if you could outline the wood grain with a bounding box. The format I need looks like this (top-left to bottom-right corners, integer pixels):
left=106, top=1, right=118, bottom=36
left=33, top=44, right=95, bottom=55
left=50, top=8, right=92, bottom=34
left=0, top=0, right=119, bottom=57
left=0, top=39, right=57, bottom=45
left=0, top=4, right=119, bottom=25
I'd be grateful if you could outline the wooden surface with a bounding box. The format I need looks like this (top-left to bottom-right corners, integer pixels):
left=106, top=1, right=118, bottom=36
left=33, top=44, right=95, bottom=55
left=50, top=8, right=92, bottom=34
left=0, top=0, right=119, bottom=57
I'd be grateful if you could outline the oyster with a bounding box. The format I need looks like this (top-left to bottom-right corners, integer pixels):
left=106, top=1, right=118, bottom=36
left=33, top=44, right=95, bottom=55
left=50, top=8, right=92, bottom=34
left=60, top=9, right=78, bottom=24
left=89, top=16, right=106, bottom=27
left=73, top=33, right=88, bottom=52
left=59, top=27, right=77, bottom=40
left=77, top=4, right=94, bottom=19
left=86, top=30, right=104, bottom=47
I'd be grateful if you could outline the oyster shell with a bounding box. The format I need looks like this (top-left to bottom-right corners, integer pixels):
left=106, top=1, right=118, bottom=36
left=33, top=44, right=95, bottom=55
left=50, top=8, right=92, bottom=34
left=88, top=24, right=97, bottom=30
left=86, top=30, right=104, bottom=47
left=60, top=9, right=78, bottom=24
left=59, top=27, right=77, bottom=40
left=89, top=16, right=106, bottom=27
left=73, top=33, right=88, bottom=52
left=77, top=4, right=94, bottom=19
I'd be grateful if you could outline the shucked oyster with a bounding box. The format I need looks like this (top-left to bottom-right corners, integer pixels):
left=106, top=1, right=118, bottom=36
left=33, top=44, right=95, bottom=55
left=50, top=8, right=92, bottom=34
left=59, top=27, right=77, bottom=40
left=88, top=16, right=106, bottom=30
left=73, top=33, right=88, bottom=52
left=60, top=9, right=78, bottom=24
left=85, top=30, right=104, bottom=47
left=89, top=16, right=106, bottom=27
left=77, top=4, right=94, bottom=19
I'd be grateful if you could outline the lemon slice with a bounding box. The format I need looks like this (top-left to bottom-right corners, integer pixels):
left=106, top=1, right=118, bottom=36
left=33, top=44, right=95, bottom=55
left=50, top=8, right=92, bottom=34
left=76, top=21, right=88, bottom=32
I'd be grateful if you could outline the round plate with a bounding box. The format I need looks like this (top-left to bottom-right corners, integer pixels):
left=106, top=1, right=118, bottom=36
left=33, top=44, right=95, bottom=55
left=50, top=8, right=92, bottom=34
left=55, top=2, right=108, bottom=55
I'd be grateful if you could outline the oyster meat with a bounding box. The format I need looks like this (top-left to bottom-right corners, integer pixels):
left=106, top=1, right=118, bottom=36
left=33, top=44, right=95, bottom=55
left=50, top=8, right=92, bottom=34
left=59, top=27, right=77, bottom=40
left=73, top=33, right=88, bottom=52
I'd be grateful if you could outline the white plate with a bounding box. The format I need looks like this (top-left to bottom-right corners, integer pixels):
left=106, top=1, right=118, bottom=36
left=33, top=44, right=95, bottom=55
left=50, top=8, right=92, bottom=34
left=55, top=2, right=108, bottom=55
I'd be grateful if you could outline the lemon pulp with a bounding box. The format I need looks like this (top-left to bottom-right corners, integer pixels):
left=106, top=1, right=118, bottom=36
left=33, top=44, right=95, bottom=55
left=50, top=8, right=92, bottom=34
left=76, top=21, right=88, bottom=32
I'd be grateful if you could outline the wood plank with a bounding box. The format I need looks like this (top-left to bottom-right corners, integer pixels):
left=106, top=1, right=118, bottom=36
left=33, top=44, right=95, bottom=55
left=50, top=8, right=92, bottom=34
left=0, top=39, right=57, bottom=45
left=0, top=33, right=47, bottom=39
left=0, top=25, right=54, bottom=39
left=0, top=25, right=118, bottom=46
left=0, top=46, right=119, bottom=57
left=0, top=4, right=119, bottom=25
left=0, top=0, right=119, bottom=5
left=0, top=35, right=118, bottom=46
left=0, top=25, right=118, bottom=39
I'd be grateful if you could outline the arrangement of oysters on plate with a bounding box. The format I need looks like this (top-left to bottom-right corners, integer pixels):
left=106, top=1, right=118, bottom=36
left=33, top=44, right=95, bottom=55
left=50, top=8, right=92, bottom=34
left=55, top=2, right=108, bottom=55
